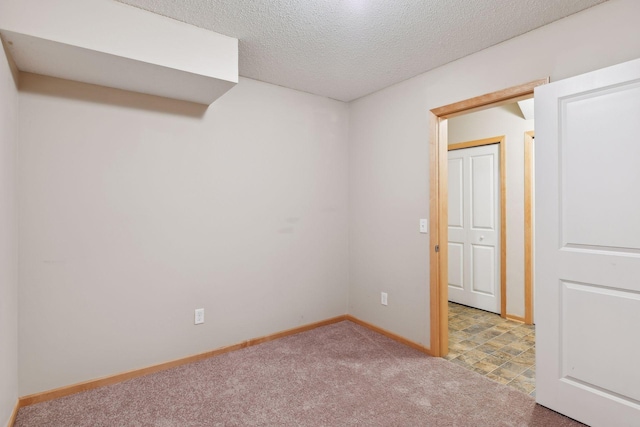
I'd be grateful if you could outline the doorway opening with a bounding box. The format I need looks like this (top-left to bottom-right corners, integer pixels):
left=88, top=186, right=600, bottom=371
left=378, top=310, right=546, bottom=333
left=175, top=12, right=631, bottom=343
left=428, top=79, right=547, bottom=359
left=442, top=99, right=539, bottom=394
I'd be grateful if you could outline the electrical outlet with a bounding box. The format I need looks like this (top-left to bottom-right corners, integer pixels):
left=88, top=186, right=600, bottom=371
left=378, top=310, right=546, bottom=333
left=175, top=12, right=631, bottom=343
left=194, top=308, right=205, bottom=325
left=381, top=292, right=388, bottom=306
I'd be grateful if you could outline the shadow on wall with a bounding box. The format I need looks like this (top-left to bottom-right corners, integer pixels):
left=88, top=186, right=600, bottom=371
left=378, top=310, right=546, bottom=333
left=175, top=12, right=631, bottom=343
left=17, top=72, right=210, bottom=119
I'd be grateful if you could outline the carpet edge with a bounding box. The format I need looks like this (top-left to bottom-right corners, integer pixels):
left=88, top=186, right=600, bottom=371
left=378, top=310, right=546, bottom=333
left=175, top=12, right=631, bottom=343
left=18, top=315, right=349, bottom=408
left=345, top=315, right=434, bottom=356
left=6, top=398, right=19, bottom=427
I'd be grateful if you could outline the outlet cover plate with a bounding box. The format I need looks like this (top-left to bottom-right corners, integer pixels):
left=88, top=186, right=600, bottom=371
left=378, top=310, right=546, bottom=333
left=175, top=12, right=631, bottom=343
left=195, top=308, right=205, bottom=325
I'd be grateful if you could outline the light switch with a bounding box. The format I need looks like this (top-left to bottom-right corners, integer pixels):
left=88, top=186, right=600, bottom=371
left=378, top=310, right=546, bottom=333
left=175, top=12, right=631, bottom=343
left=420, top=219, right=428, bottom=234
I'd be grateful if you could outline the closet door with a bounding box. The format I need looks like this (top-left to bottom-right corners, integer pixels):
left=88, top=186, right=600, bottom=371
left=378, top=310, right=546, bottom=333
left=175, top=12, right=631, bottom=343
left=448, top=143, right=500, bottom=314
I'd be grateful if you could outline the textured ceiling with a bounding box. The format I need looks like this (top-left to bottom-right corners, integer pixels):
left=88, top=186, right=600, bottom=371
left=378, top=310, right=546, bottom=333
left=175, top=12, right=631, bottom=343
left=116, top=0, right=607, bottom=102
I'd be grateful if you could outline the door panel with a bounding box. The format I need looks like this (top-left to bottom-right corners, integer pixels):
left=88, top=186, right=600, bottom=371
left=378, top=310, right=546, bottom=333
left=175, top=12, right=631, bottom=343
left=561, top=83, right=640, bottom=251
left=448, top=156, right=465, bottom=293
left=471, top=244, right=495, bottom=295
left=561, top=281, right=640, bottom=402
left=449, top=157, right=464, bottom=228
left=448, top=144, right=500, bottom=313
left=535, top=57, right=640, bottom=426
left=471, top=154, right=495, bottom=229
left=448, top=242, right=464, bottom=289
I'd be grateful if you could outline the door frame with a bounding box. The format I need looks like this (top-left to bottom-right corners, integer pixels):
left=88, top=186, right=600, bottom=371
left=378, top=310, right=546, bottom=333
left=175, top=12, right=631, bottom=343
left=524, top=131, right=535, bottom=325
left=448, top=136, right=506, bottom=317
left=428, top=79, right=548, bottom=357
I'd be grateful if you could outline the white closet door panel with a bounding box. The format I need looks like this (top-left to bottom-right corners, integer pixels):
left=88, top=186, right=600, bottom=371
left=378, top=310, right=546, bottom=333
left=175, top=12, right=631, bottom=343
left=448, top=157, right=464, bottom=229
left=471, top=244, right=496, bottom=296
left=470, top=154, right=495, bottom=230
left=448, top=242, right=464, bottom=290
left=448, top=143, right=500, bottom=313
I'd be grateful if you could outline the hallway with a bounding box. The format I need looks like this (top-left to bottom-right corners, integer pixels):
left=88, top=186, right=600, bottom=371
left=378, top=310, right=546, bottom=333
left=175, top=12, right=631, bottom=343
left=446, top=302, right=536, bottom=396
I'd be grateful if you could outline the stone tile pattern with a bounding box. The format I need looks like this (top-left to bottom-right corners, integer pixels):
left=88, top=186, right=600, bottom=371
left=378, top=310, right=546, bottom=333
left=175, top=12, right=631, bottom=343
left=447, top=302, right=536, bottom=396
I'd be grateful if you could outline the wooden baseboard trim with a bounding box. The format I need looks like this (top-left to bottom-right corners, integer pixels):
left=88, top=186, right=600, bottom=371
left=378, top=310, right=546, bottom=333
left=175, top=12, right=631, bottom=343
left=506, top=314, right=526, bottom=323
left=7, top=399, right=19, bottom=427
left=345, top=315, right=434, bottom=356
left=18, top=315, right=434, bottom=408
left=19, top=315, right=348, bottom=408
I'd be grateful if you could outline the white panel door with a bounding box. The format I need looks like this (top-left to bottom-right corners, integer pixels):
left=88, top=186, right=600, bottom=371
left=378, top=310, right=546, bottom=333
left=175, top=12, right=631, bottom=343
left=535, top=57, right=640, bottom=426
left=448, top=144, right=500, bottom=314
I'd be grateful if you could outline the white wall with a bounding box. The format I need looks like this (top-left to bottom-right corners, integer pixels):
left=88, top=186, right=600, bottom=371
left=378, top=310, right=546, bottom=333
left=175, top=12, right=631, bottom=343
left=0, top=41, right=19, bottom=424
left=348, top=0, right=640, bottom=347
left=18, top=74, right=349, bottom=395
left=0, top=0, right=238, bottom=104
left=448, top=103, right=534, bottom=318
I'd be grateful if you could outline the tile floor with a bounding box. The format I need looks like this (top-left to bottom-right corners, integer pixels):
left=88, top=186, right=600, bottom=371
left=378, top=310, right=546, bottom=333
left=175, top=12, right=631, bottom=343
left=446, top=302, right=536, bottom=396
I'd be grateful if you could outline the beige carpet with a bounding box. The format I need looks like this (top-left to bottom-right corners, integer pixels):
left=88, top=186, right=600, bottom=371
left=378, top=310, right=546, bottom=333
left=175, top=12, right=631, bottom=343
left=15, top=321, right=583, bottom=426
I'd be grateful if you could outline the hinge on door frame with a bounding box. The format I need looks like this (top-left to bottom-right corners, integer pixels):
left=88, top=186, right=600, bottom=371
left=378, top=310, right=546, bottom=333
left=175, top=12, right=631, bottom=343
left=435, top=245, right=440, bottom=253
